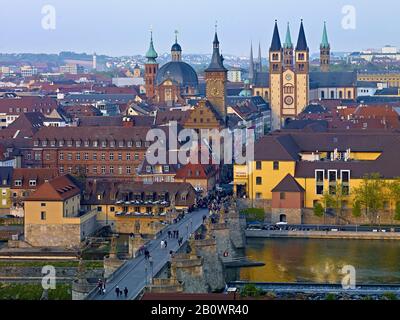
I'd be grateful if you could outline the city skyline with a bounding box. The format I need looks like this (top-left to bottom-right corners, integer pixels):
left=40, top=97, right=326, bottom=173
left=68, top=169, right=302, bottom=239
left=0, top=0, right=399, bottom=57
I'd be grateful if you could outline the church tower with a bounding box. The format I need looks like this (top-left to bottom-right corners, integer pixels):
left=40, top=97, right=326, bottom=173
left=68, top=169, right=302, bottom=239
left=144, top=30, right=159, bottom=99
left=205, top=28, right=228, bottom=123
left=283, top=23, right=294, bottom=70
left=294, top=20, right=309, bottom=116
left=269, top=20, right=283, bottom=130
left=171, top=30, right=182, bottom=62
left=320, top=22, right=330, bottom=72
left=257, top=43, right=262, bottom=72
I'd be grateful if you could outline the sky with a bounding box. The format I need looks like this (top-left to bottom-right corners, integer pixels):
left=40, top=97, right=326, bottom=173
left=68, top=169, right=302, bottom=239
left=0, top=0, right=398, bottom=57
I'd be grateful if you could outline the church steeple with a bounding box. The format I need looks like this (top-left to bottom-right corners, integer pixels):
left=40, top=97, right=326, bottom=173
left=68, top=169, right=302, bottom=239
left=283, top=22, right=294, bottom=69
left=205, top=23, right=228, bottom=123
left=283, top=23, right=293, bottom=49
left=171, top=30, right=182, bottom=62
left=269, top=20, right=282, bottom=74
left=145, top=30, right=158, bottom=64
left=249, top=42, right=255, bottom=83
left=320, top=22, right=330, bottom=72
left=205, top=26, right=227, bottom=72
left=295, top=20, right=308, bottom=51
left=270, top=20, right=282, bottom=51
left=257, top=42, right=262, bottom=72
left=144, top=29, right=159, bottom=99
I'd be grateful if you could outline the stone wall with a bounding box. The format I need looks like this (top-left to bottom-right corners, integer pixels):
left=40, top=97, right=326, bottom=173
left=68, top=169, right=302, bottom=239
left=25, top=224, right=82, bottom=248
left=191, top=239, right=225, bottom=292
left=271, top=208, right=302, bottom=224
left=171, top=254, right=209, bottom=293
left=302, top=208, right=400, bottom=225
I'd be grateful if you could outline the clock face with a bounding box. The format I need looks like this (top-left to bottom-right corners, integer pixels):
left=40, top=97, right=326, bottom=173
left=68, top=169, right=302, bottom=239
left=284, top=96, right=294, bottom=106
left=285, top=74, right=292, bottom=81
left=212, top=87, right=219, bottom=96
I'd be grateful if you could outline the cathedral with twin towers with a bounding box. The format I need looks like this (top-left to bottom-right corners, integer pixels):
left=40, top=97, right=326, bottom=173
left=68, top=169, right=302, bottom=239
left=250, top=21, right=331, bottom=130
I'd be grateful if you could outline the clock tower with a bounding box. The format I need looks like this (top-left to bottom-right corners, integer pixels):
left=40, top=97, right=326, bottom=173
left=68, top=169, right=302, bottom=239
left=205, top=29, right=228, bottom=123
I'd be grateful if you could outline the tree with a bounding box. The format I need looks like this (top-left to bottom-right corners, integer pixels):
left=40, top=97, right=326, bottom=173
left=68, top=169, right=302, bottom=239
left=352, top=173, right=385, bottom=224
left=352, top=200, right=362, bottom=218
left=313, top=202, right=324, bottom=218
left=322, top=183, right=346, bottom=224
left=386, top=178, right=400, bottom=222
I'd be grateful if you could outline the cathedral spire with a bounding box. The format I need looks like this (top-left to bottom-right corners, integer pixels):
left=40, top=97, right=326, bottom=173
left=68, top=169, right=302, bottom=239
left=249, top=42, right=255, bottom=82
left=270, top=20, right=282, bottom=51
left=296, top=19, right=308, bottom=51
left=258, top=42, right=262, bottom=72
left=283, top=22, right=293, bottom=49
left=321, top=21, right=330, bottom=49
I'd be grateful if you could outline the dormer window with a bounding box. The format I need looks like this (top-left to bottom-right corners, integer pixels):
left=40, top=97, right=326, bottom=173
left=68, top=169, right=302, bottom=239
left=76, top=140, right=81, bottom=147
left=29, top=180, right=37, bottom=187
left=34, top=141, right=39, bottom=147
left=93, top=141, right=98, bottom=147
left=110, top=141, right=115, bottom=148
left=164, top=165, right=170, bottom=173
left=14, top=180, right=22, bottom=187
left=97, top=194, right=102, bottom=200
left=146, top=166, right=152, bottom=173
left=136, top=141, right=142, bottom=148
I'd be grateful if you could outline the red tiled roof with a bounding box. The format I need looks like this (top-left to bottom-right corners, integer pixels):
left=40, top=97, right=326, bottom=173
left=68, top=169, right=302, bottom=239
left=27, top=174, right=80, bottom=201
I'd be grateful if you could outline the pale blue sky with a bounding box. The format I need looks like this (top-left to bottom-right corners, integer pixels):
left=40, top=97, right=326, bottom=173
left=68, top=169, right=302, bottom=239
left=0, top=0, right=398, bottom=56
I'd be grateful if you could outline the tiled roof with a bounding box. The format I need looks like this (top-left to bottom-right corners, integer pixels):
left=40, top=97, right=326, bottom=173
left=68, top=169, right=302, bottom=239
left=11, top=168, right=58, bottom=190
left=271, top=174, right=305, bottom=192
left=32, top=126, right=150, bottom=143
left=309, top=72, right=357, bottom=89
left=27, top=174, right=80, bottom=201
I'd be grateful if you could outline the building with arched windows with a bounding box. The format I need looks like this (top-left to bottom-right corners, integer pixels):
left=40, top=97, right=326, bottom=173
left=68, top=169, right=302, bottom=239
left=250, top=21, right=358, bottom=130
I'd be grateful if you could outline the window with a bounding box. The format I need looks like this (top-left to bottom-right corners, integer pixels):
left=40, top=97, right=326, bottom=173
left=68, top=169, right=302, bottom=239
left=67, top=153, right=72, bottom=161
left=280, top=192, right=286, bottom=200
left=255, top=193, right=262, bottom=199
left=59, top=166, right=64, bottom=174
left=41, top=212, right=46, bottom=220
left=134, top=153, right=139, bottom=160
left=76, top=153, right=81, bottom=161
left=93, top=153, right=97, bottom=161
left=14, top=180, right=22, bottom=187
left=136, top=141, right=142, bottom=148
left=97, top=207, right=102, bottom=212
left=118, top=166, right=123, bottom=175
left=109, top=153, right=114, bottom=161
left=118, top=153, right=122, bottom=161
left=41, top=203, right=46, bottom=207
left=101, top=166, right=106, bottom=175
left=59, top=153, right=64, bottom=161
left=256, top=161, right=262, bottom=170
left=126, top=153, right=131, bottom=161
left=101, top=153, right=106, bottom=161
left=126, top=166, right=131, bottom=175
left=273, top=161, right=279, bottom=170
left=164, top=165, right=169, bottom=173
left=109, top=166, right=114, bottom=174
left=110, top=207, right=115, bottom=212
left=341, top=170, right=350, bottom=195
left=84, top=153, right=89, bottom=161
left=256, top=177, right=262, bottom=185
left=315, top=170, right=324, bottom=195
left=29, top=180, right=37, bottom=187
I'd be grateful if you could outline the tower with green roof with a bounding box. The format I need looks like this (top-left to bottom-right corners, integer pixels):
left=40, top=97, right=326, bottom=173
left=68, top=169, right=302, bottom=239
left=283, top=22, right=294, bottom=69
left=320, top=22, right=330, bottom=72
left=144, top=30, right=159, bottom=99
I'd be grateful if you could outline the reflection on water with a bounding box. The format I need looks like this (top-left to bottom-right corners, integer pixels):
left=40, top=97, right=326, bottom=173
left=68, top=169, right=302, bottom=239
left=241, top=238, right=400, bottom=284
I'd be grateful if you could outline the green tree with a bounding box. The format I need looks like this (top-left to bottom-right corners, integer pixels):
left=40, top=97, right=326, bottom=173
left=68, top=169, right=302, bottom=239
left=352, top=173, right=385, bottom=224
left=322, top=183, right=346, bottom=224
left=313, top=202, right=324, bottom=217
left=352, top=200, right=362, bottom=218
left=386, top=178, right=400, bottom=222
left=240, top=284, right=263, bottom=298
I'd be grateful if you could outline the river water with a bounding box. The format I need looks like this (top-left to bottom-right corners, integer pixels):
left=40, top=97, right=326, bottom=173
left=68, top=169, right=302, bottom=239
left=240, top=238, right=400, bottom=284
